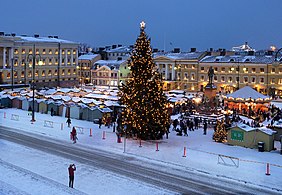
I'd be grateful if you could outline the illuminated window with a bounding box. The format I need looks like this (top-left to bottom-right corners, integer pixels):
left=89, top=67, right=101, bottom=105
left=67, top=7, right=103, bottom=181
left=28, top=71, right=32, bottom=78
left=42, top=49, right=46, bottom=54
left=279, top=68, right=282, bottom=74
left=260, top=68, right=264, bottom=73
left=228, top=77, right=232, bottom=82
left=68, top=69, right=71, bottom=75
left=62, top=50, right=65, bottom=55
left=271, top=78, right=275, bottom=84
left=251, top=77, right=256, bottom=83
left=252, top=68, right=256, bottom=73
left=36, top=49, right=39, bottom=54
left=55, top=49, right=58, bottom=55
left=49, top=49, right=52, bottom=54
left=200, top=67, right=204, bottom=72
left=62, top=69, right=65, bottom=75
left=14, top=59, right=18, bottom=66
left=271, top=68, right=275, bottom=74
left=54, top=70, right=58, bottom=76
left=279, top=79, right=282, bottom=84
left=201, top=75, right=204, bottom=81
left=7, top=72, right=11, bottom=79
left=73, top=50, right=76, bottom=55
left=14, top=49, right=18, bottom=54
left=214, top=76, right=217, bottom=82
left=73, top=69, right=76, bottom=75
left=260, top=77, right=264, bottom=83
left=42, top=70, right=45, bottom=77
left=14, top=72, right=17, bottom=79
left=221, top=67, right=225, bottom=72
left=67, top=50, right=70, bottom=55
left=48, top=70, right=52, bottom=76
left=29, top=49, right=32, bottom=54
left=221, top=76, right=225, bottom=82
left=22, top=49, right=26, bottom=54
left=35, top=70, right=39, bottom=77
left=244, top=77, right=248, bottom=83
left=55, top=59, right=58, bottom=65
left=21, top=71, right=24, bottom=78
left=67, top=59, right=70, bottom=64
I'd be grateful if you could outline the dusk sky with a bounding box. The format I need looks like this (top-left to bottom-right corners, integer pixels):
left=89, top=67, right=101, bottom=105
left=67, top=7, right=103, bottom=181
left=1, top=0, right=282, bottom=52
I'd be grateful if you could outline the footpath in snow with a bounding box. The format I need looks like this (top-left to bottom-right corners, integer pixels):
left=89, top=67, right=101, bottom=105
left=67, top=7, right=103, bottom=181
left=1, top=108, right=282, bottom=193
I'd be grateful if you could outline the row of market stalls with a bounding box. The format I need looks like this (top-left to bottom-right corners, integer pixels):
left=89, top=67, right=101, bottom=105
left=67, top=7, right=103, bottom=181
left=0, top=87, right=121, bottom=122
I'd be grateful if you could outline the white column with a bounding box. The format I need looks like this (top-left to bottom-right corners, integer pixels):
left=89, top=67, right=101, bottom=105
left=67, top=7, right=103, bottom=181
left=172, top=64, right=175, bottom=81
left=59, top=48, right=62, bottom=66
left=70, top=49, right=73, bottom=66
left=9, top=48, right=14, bottom=68
left=3, top=47, right=6, bottom=68
left=165, top=63, right=169, bottom=80
left=65, top=50, right=67, bottom=66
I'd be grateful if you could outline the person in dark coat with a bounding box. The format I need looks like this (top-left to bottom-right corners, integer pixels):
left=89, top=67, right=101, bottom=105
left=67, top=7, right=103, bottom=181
left=172, top=119, right=178, bottom=131
left=98, top=118, right=102, bottom=129
left=71, top=127, right=77, bottom=143
left=66, top=117, right=71, bottom=128
left=68, top=164, right=76, bottom=188
left=203, top=121, right=207, bottom=135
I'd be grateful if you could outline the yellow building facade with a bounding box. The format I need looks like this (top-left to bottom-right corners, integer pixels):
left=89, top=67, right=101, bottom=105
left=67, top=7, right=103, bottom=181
left=0, top=34, right=79, bottom=89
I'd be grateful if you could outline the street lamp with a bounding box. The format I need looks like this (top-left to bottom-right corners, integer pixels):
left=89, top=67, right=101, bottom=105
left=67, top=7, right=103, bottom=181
left=27, top=44, right=42, bottom=122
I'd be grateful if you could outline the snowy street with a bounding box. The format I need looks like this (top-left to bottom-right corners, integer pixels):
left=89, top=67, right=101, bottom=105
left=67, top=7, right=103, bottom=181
left=1, top=108, right=282, bottom=194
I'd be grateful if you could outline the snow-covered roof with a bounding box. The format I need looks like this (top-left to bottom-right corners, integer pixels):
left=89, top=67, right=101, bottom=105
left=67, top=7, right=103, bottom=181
left=200, top=55, right=274, bottom=64
left=106, top=46, right=132, bottom=53
left=154, top=52, right=205, bottom=60
left=234, top=123, right=276, bottom=135
left=95, top=60, right=126, bottom=66
left=225, top=86, right=271, bottom=102
left=78, top=54, right=100, bottom=60
left=15, top=35, right=77, bottom=44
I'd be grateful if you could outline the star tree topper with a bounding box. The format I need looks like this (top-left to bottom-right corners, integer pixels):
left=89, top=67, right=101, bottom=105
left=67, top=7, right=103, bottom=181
left=140, top=21, right=146, bottom=30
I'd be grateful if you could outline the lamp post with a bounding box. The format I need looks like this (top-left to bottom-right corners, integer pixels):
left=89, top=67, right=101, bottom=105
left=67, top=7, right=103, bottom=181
left=27, top=44, right=42, bottom=122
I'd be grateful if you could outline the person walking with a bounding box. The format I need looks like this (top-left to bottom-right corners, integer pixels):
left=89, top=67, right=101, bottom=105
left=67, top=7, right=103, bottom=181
left=98, top=118, right=102, bottom=129
left=71, top=127, right=77, bottom=143
left=68, top=164, right=76, bottom=188
left=203, top=121, right=207, bottom=135
left=66, top=117, right=71, bottom=128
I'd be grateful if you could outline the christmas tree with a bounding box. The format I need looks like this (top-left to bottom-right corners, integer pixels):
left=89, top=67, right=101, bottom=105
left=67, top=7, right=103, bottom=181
left=118, top=21, right=170, bottom=140
left=213, top=119, right=227, bottom=142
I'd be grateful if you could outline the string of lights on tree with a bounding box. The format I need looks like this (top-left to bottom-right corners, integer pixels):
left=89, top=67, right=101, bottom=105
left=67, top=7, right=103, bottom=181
left=118, top=21, right=170, bottom=140
left=213, top=119, right=227, bottom=142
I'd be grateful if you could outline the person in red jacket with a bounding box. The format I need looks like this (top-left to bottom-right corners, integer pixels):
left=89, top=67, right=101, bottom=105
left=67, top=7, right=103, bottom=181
left=71, top=127, right=77, bottom=143
left=68, top=164, right=76, bottom=188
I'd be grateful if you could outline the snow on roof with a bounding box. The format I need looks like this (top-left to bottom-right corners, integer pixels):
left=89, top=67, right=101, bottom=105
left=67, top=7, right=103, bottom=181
left=95, top=60, right=126, bottom=66
left=104, top=100, right=120, bottom=107
left=44, top=89, right=57, bottom=95
left=78, top=54, right=100, bottom=60
left=15, top=35, right=77, bottom=44
left=106, top=46, right=132, bottom=53
left=232, top=42, right=255, bottom=52
left=225, top=86, right=270, bottom=101
left=97, top=107, right=113, bottom=113
left=258, top=127, right=276, bottom=135
left=154, top=52, right=204, bottom=60
left=200, top=55, right=274, bottom=64
left=270, top=101, right=282, bottom=110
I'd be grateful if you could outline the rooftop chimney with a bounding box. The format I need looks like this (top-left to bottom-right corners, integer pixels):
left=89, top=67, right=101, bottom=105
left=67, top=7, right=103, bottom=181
left=112, top=45, right=117, bottom=49
left=173, top=48, right=180, bottom=53
left=48, top=35, right=53, bottom=38
left=34, top=34, right=39, bottom=38
left=11, top=33, right=16, bottom=37
left=0, top=32, right=4, bottom=36
left=190, top=48, right=196, bottom=52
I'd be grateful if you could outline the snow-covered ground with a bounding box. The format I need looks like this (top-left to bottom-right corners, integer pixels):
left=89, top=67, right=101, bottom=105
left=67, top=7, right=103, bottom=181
left=1, top=108, right=282, bottom=194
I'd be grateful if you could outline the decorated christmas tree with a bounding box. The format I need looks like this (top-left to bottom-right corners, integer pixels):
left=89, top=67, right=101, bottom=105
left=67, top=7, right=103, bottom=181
left=213, top=119, right=227, bottom=142
left=118, top=21, right=170, bottom=140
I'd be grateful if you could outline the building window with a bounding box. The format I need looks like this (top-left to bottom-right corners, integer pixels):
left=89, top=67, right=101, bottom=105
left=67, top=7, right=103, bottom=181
left=14, top=49, right=18, bottom=55
left=221, top=67, right=225, bottom=72
left=184, top=73, right=188, bottom=80
left=200, top=75, right=204, bottom=81
left=252, top=68, right=256, bottom=73
left=228, top=77, right=232, bottom=82
left=251, top=77, right=256, bottom=83
left=49, top=49, right=52, bottom=54
left=62, top=70, right=65, bottom=76
left=191, top=73, right=195, bottom=80
left=29, top=49, right=32, bottom=54
left=244, top=77, right=248, bottom=83
left=28, top=71, right=32, bottom=78
left=62, top=50, right=65, bottom=55
left=260, top=68, right=264, bottom=73
left=42, top=70, right=45, bottom=77
left=22, top=49, right=26, bottom=54
left=42, top=49, right=46, bottom=54
left=214, top=67, right=218, bottom=72
left=214, top=76, right=217, bottom=82
left=7, top=72, right=11, bottom=79
left=68, top=69, right=71, bottom=75
left=271, top=68, right=275, bottom=74
left=48, top=70, right=52, bottom=76
left=192, top=64, right=196, bottom=69
left=279, top=79, right=282, bottom=84
left=200, top=67, right=204, bottom=72
left=221, top=76, right=225, bottom=82
left=36, top=49, right=39, bottom=54
left=54, top=70, right=58, bottom=76
left=260, top=77, right=264, bottom=83
left=35, top=70, right=39, bottom=77
left=271, top=78, right=275, bottom=84
left=55, top=49, right=58, bottom=55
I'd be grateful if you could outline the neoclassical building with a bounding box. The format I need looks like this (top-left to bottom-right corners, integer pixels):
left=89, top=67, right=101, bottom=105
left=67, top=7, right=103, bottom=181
left=0, top=33, right=79, bottom=89
left=153, top=50, right=207, bottom=91
left=78, top=54, right=101, bottom=85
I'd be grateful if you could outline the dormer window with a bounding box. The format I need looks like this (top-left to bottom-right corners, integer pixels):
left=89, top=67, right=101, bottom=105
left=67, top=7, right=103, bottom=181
left=230, top=59, right=235, bottom=62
